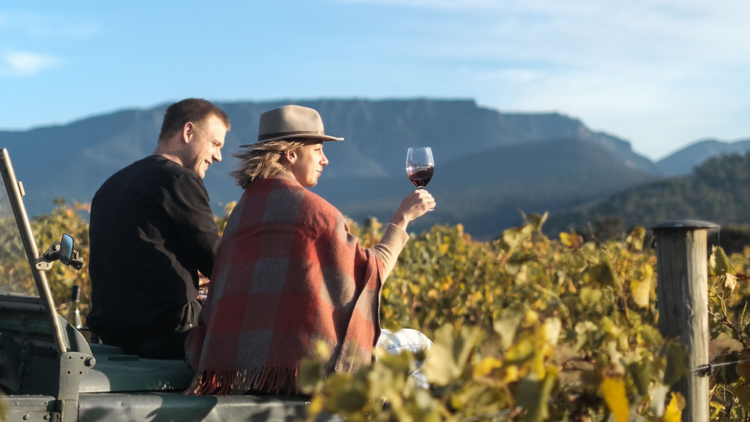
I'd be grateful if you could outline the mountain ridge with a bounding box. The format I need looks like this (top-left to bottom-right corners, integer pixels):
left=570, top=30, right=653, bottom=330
left=545, top=151, right=750, bottom=236
left=0, top=98, right=670, bottom=236
left=657, top=138, right=750, bottom=176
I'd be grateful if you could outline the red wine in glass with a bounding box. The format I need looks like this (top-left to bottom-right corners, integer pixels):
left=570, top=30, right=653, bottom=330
left=406, top=147, right=435, bottom=211
left=407, top=167, right=433, bottom=188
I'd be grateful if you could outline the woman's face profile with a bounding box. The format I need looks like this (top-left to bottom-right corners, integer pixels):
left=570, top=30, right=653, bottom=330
left=288, top=141, right=329, bottom=187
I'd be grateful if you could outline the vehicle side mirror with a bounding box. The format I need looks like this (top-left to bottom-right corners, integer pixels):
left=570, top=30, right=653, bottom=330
left=60, top=233, right=74, bottom=266
left=36, top=233, right=84, bottom=271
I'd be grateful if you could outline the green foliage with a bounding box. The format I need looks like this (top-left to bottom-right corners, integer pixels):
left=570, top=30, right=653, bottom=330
left=0, top=200, right=90, bottom=320
left=10, top=201, right=750, bottom=420
left=310, top=215, right=692, bottom=421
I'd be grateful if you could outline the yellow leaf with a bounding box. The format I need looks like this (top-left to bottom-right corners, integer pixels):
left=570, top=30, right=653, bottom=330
left=541, top=317, right=562, bottom=345
left=473, top=356, right=503, bottom=378
left=710, top=401, right=724, bottom=419
left=663, top=392, right=685, bottom=422
left=630, top=265, right=652, bottom=308
left=560, top=232, right=571, bottom=247
left=723, top=273, right=738, bottom=296
left=439, top=243, right=449, bottom=254
left=626, top=226, right=646, bottom=251
left=630, top=278, right=650, bottom=308
left=502, top=365, right=519, bottom=383
left=600, top=376, right=629, bottom=422
left=306, top=395, right=325, bottom=418
left=522, top=310, right=539, bottom=327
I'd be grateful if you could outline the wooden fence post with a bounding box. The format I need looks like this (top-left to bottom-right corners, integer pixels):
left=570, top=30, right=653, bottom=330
left=651, top=220, right=718, bottom=422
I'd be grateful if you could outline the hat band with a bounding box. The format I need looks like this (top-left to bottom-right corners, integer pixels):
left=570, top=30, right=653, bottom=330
left=257, top=130, right=325, bottom=141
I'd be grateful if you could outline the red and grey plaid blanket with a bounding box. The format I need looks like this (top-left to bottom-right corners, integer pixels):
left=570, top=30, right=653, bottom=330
left=185, top=176, right=384, bottom=395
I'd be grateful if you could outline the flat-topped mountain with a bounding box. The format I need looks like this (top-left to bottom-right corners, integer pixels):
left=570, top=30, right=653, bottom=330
left=0, top=99, right=659, bottom=235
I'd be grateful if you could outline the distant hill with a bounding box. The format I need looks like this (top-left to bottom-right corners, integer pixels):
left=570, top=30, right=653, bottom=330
left=657, top=138, right=750, bottom=176
left=547, top=152, right=750, bottom=235
left=0, top=99, right=659, bottom=236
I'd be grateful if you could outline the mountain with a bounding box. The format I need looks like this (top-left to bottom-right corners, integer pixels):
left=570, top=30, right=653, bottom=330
left=0, top=99, right=659, bottom=236
left=657, top=138, right=750, bottom=176
left=546, top=152, right=750, bottom=235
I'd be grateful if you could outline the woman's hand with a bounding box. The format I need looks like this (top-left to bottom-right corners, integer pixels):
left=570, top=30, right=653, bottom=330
left=390, top=189, right=436, bottom=231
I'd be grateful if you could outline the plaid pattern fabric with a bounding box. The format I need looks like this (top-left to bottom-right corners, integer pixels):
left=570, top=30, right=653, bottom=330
left=185, top=176, right=384, bottom=395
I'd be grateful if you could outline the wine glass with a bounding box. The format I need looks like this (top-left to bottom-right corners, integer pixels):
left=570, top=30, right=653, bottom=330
left=406, top=147, right=434, bottom=211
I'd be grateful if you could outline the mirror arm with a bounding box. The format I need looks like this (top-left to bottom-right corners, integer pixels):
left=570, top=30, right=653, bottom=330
left=35, top=241, right=62, bottom=271
left=70, top=250, right=84, bottom=271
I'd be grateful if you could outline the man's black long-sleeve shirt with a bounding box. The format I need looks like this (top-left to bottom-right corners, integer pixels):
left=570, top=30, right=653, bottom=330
left=87, top=155, right=219, bottom=348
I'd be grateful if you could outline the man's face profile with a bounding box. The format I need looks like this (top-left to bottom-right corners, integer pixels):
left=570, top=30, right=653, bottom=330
left=184, top=114, right=227, bottom=178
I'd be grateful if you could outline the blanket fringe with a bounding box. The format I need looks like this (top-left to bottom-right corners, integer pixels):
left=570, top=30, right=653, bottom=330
left=185, top=367, right=298, bottom=396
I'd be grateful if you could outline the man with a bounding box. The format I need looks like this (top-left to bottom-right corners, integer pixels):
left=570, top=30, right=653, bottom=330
left=87, top=98, right=229, bottom=359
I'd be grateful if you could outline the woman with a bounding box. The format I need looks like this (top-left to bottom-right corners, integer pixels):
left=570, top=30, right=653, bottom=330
left=185, top=105, right=435, bottom=395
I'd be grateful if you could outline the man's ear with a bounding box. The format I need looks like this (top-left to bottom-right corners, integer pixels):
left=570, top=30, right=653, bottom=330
left=182, top=122, right=196, bottom=143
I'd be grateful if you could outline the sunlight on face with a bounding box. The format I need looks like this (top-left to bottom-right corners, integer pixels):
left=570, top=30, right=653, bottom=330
left=290, top=142, right=329, bottom=187
left=186, top=115, right=227, bottom=178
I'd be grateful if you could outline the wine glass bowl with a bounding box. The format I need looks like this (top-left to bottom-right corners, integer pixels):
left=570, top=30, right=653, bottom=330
left=406, top=147, right=435, bottom=212
left=406, top=147, right=434, bottom=189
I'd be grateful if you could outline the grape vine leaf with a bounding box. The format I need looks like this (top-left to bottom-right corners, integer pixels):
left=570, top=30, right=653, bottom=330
left=527, top=212, right=548, bottom=232
left=516, top=368, right=557, bottom=422
left=585, top=258, right=617, bottom=286
left=423, top=324, right=482, bottom=386
left=736, top=349, right=750, bottom=381
left=627, top=359, right=652, bottom=396
left=630, top=265, right=652, bottom=308
left=625, top=226, right=646, bottom=252
left=663, top=342, right=690, bottom=386
left=663, top=392, right=685, bottom=422
left=637, top=325, right=663, bottom=347
left=600, top=376, right=629, bottom=422
left=473, top=356, right=503, bottom=378
left=733, top=382, right=750, bottom=413
left=710, top=246, right=733, bottom=277
left=298, top=358, right=326, bottom=395
left=493, top=304, right=525, bottom=351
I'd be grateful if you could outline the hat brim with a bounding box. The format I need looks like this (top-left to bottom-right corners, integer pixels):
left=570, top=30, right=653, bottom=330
left=239, top=134, right=344, bottom=148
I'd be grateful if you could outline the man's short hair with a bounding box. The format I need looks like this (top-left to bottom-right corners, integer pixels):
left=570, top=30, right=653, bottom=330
left=158, top=98, right=231, bottom=143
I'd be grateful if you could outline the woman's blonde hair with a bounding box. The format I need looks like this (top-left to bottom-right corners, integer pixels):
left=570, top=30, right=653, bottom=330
left=231, top=138, right=309, bottom=189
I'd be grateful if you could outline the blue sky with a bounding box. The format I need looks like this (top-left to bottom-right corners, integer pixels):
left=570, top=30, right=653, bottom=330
left=1, top=0, right=749, bottom=159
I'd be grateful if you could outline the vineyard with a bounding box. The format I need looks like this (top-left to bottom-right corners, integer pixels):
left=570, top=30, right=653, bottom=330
left=2, top=202, right=750, bottom=421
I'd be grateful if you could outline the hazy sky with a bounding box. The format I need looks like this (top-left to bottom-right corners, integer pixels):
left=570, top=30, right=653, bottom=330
left=1, top=0, right=748, bottom=159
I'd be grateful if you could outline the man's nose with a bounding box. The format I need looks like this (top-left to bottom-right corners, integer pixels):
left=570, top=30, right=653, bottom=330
left=321, top=152, right=328, bottom=167
left=214, top=149, right=222, bottom=163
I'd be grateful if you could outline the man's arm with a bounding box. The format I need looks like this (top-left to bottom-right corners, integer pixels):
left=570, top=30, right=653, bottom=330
left=164, top=173, right=220, bottom=279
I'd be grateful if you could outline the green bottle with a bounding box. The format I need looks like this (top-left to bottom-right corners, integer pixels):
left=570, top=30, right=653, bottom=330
left=65, top=285, right=83, bottom=329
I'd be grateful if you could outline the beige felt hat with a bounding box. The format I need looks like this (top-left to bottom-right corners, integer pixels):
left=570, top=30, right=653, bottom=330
left=239, top=105, right=344, bottom=147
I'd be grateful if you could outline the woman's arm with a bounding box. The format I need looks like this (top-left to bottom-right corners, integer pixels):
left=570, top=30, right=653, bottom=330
left=374, top=224, right=409, bottom=279
left=374, top=189, right=436, bottom=279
